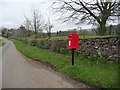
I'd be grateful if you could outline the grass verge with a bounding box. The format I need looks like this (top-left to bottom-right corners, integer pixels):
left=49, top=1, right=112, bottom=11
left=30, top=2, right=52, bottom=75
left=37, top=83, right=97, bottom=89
left=0, top=40, right=5, bottom=46
left=15, top=40, right=118, bottom=88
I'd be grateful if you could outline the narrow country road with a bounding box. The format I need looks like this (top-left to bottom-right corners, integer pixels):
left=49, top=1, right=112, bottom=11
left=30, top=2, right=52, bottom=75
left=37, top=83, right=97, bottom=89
left=2, top=39, right=75, bottom=88
left=2, top=38, right=81, bottom=88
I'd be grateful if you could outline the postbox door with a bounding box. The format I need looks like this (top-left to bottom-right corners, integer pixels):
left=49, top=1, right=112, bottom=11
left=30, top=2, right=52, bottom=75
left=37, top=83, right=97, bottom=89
left=68, top=33, right=79, bottom=49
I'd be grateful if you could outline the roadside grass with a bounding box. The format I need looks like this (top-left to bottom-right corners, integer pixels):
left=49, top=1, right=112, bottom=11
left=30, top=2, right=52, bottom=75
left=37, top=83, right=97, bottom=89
left=15, top=40, right=118, bottom=88
left=0, top=40, right=5, bottom=46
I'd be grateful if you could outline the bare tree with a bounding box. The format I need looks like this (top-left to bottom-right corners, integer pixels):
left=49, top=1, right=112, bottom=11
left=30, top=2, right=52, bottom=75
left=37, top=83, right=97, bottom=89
left=24, top=8, right=45, bottom=40
left=52, top=0, right=120, bottom=35
left=117, top=3, right=120, bottom=35
left=44, top=16, right=53, bottom=39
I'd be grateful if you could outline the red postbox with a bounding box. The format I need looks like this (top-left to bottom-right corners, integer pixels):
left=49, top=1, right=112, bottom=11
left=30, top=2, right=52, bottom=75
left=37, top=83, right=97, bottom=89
left=68, top=33, right=79, bottom=49
left=67, top=33, right=79, bottom=65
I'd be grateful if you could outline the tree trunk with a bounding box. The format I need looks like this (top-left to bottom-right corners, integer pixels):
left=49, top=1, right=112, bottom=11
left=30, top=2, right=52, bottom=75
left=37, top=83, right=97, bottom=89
left=47, top=32, right=51, bottom=39
left=35, top=30, right=37, bottom=40
left=98, top=21, right=106, bottom=36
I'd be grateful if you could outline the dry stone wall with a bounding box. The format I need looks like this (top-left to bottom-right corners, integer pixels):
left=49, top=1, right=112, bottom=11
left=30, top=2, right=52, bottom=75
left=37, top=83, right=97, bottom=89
left=78, top=36, right=119, bottom=61
left=26, top=36, right=119, bottom=61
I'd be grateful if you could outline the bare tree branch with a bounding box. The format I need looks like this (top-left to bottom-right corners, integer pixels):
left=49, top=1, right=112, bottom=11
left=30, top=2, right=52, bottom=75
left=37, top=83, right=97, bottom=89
left=52, top=0, right=120, bottom=35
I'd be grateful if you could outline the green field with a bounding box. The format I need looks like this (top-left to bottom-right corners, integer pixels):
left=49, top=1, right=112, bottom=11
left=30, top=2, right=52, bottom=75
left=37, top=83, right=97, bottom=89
left=15, top=40, right=119, bottom=88
left=27, top=35, right=112, bottom=40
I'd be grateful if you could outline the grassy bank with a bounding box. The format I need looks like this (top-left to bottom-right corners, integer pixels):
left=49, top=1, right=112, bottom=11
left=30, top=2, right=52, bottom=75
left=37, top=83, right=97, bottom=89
left=0, top=40, right=5, bottom=46
left=15, top=40, right=118, bottom=88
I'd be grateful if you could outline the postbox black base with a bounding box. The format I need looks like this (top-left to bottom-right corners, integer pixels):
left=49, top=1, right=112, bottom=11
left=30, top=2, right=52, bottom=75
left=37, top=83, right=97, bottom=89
left=72, top=49, right=75, bottom=65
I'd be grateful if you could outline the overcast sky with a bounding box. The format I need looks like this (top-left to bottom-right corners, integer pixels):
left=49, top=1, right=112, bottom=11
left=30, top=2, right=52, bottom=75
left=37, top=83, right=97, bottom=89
left=0, top=0, right=118, bottom=32
left=0, top=0, right=94, bottom=32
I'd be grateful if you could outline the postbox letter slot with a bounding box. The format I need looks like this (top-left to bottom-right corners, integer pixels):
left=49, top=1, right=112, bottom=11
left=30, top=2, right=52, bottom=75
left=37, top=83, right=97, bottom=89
left=69, top=41, right=71, bottom=46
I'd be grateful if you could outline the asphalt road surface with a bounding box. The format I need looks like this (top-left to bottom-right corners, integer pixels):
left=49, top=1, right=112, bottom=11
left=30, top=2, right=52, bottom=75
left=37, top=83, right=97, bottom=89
left=2, top=38, right=91, bottom=88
